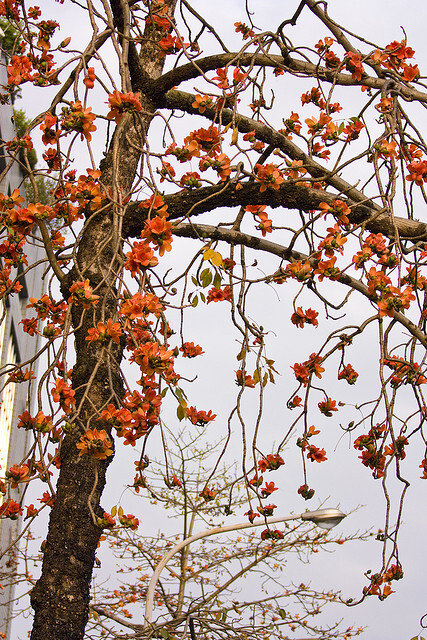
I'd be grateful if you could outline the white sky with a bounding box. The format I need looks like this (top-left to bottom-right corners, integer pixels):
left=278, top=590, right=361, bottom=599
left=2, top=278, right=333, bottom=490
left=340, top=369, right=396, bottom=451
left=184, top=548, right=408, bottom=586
left=11, top=0, right=427, bottom=638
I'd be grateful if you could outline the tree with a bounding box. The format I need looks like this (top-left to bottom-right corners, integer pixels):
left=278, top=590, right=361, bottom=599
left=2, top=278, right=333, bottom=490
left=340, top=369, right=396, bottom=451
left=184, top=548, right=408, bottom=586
left=89, top=432, right=368, bottom=640
left=0, top=1, right=426, bottom=638
left=5, top=433, right=368, bottom=639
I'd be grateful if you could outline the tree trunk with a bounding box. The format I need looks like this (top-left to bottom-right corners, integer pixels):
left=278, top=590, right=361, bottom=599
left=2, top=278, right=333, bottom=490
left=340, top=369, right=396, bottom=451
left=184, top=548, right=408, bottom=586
left=30, top=2, right=177, bottom=637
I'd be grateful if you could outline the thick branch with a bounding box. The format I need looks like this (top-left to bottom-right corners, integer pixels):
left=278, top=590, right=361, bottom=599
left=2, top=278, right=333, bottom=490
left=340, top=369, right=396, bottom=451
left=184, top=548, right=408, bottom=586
left=150, top=52, right=427, bottom=104
left=172, top=222, right=427, bottom=349
left=123, top=180, right=427, bottom=243
left=160, top=89, right=382, bottom=207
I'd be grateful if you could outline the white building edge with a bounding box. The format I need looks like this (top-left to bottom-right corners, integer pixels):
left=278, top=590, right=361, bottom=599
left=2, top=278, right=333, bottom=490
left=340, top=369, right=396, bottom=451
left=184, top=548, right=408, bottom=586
left=0, top=38, right=45, bottom=639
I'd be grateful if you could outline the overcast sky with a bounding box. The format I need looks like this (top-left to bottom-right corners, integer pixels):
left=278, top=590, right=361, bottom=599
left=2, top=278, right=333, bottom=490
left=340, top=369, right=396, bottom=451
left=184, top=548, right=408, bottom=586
left=12, top=1, right=427, bottom=638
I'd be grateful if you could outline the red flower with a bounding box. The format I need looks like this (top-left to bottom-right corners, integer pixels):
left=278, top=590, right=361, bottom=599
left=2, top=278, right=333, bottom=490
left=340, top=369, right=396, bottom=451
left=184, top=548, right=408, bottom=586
left=235, top=369, right=256, bottom=388
left=290, top=307, right=319, bottom=328
left=206, top=286, right=232, bottom=303
left=51, top=379, right=76, bottom=414
left=77, top=428, right=113, bottom=460
left=261, top=482, right=278, bottom=497
left=186, top=406, right=216, bottom=425
left=83, top=67, right=96, bottom=89
left=257, top=453, right=284, bottom=472
left=306, top=445, right=327, bottom=463
left=318, top=397, right=338, bottom=416
left=298, top=484, right=315, bottom=500
left=106, top=90, right=142, bottom=125
left=199, top=486, right=217, bottom=502
left=180, top=342, right=204, bottom=358
left=119, top=514, right=139, bottom=530
left=261, top=528, right=284, bottom=540
left=338, top=364, right=359, bottom=385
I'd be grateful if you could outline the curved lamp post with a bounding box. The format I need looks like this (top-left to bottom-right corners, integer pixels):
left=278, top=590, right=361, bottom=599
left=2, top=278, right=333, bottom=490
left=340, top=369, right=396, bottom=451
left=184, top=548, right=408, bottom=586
left=144, top=507, right=346, bottom=627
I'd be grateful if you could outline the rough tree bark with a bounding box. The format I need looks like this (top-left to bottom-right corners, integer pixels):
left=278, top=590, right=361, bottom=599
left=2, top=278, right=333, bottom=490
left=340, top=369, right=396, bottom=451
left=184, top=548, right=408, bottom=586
left=29, top=2, right=177, bottom=638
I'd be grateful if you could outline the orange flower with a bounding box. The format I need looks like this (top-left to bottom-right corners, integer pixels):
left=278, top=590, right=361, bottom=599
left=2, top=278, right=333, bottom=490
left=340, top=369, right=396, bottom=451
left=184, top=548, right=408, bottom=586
left=314, top=256, right=340, bottom=281
left=142, top=216, right=173, bottom=256
left=130, top=341, right=174, bottom=376
left=51, top=379, right=76, bottom=414
left=192, top=94, right=213, bottom=114
left=186, top=406, right=216, bottom=425
left=318, top=397, right=338, bottom=416
left=305, top=112, right=331, bottom=135
left=401, top=63, right=419, bottom=82
left=107, top=90, right=142, bottom=124
left=338, top=364, right=359, bottom=385
left=0, top=499, right=23, bottom=519
left=281, top=112, right=302, bottom=137
left=61, top=100, right=97, bottom=142
left=375, top=139, right=398, bottom=160
left=40, top=113, right=61, bottom=144
left=7, top=54, right=33, bottom=86
left=185, top=127, right=222, bottom=156
left=6, top=464, right=30, bottom=488
left=258, top=454, right=284, bottom=472
left=120, top=292, right=163, bottom=319
left=68, top=280, right=100, bottom=309
left=235, top=369, right=256, bottom=388
left=307, top=445, right=327, bottom=463
left=77, top=428, right=113, bottom=460
left=342, top=118, right=365, bottom=142
left=260, top=481, right=278, bottom=497
left=83, top=67, right=95, bottom=89
left=125, top=241, right=158, bottom=276
left=157, top=34, right=185, bottom=58
left=86, top=319, right=123, bottom=344
left=8, top=367, right=36, bottom=383
left=301, top=87, right=326, bottom=108
left=180, top=342, right=204, bottom=358
left=290, top=307, right=319, bottom=328
left=199, top=153, right=231, bottom=181
left=212, top=67, right=229, bottom=89
left=255, top=163, right=284, bottom=192
left=345, top=51, right=364, bottom=80
left=206, top=285, right=232, bottom=303
left=283, top=260, right=312, bottom=282
left=234, top=22, right=255, bottom=40
left=18, top=410, right=53, bottom=433
left=0, top=188, right=25, bottom=211
left=284, top=160, right=307, bottom=180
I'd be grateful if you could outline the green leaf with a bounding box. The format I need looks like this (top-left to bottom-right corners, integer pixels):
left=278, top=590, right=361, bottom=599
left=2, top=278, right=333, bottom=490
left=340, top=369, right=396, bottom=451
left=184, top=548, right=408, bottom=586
left=213, top=271, right=222, bottom=289
left=278, top=608, right=286, bottom=619
left=177, top=404, right=186, bottom=421
left=191, top=295, right=198, bottom=307
left=191, top=275, right=198, bottom=286
left=200, top=292, right=206, bottom=303
left=160, top=630, right=171, bottom=639
left=111, top=505, right=117, bottom=517
left=201, top=268, right=212, bottom=288
left=237, top=347, right=246, bottom=361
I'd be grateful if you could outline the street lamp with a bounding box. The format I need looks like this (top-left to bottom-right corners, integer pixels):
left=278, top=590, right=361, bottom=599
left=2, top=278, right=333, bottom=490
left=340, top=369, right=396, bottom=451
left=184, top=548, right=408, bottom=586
left=144, top=507, right=346, bottom=627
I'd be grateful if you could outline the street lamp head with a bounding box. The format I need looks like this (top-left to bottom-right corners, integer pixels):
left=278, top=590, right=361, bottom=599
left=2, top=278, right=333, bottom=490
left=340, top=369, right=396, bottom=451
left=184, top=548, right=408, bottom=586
left=301, top=508, right=346, bottom=530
